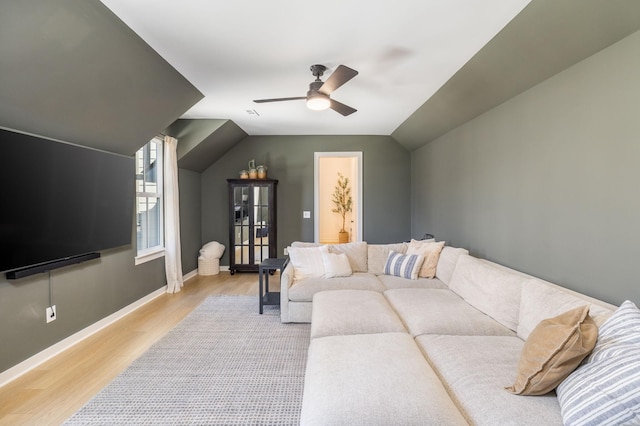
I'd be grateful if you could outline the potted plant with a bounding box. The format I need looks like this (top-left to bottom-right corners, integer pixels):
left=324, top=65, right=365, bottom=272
left=331, top=173, right=353, bottom=243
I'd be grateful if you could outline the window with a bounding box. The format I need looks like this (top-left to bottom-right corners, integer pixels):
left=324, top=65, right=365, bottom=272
left=135, top=137, right=164, bottom=264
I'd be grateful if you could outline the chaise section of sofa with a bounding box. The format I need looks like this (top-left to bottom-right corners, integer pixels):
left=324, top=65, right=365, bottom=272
left=310, top=289, right=407, bottom=339
left=300, top=332, right=468, bottom=426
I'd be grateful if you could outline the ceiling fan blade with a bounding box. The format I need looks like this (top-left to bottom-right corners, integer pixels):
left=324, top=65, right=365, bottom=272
left=330, top=99, right=357, bottom=116
left=319, top=65, right=358, bottom=95
left=253, top=96, right=306, bottom=103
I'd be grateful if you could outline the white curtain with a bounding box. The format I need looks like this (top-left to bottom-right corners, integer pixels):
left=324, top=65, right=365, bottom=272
left=164, top=136, right=184, bottom=293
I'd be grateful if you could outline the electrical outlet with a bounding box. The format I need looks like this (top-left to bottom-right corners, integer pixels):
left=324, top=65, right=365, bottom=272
left=46, top=305, right=57, bottom=323
left=303, top=211, right=311, bottom=219
left=284, top=247, right=288, bottom=256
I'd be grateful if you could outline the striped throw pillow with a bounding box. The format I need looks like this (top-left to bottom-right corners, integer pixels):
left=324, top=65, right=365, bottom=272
left=556, top=300, right=640, bottom=426
left=383, top=251, right=424, bottom=280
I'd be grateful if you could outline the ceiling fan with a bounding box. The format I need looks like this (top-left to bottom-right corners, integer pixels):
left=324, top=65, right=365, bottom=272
left=253, top=64, right=359, bottom=116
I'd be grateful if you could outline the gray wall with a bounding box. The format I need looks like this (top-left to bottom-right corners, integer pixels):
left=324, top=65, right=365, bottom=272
left=179, top=168, right=202, bottom=273
left=201, top=135, right=411, bottom=266
left=0, top=1, right=201, bottom=373
left=0, top=226, right=165, bottom=373
left=0, top=0, right=202, bottom=156
left=411, top=31, right=640, bottom=306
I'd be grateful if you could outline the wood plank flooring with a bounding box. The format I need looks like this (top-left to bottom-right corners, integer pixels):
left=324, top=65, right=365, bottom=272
left=0, top=271, right=272, bottom=426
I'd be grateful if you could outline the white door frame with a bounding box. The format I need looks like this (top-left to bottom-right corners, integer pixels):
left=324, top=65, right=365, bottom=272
left=314, top=152, right=363, bottom=243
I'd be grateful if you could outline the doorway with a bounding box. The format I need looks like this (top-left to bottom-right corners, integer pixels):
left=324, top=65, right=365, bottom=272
left=314, top=152, right=363, bottom=244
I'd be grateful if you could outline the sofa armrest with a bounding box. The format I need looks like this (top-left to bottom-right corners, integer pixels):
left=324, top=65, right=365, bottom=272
left=280, top=262, right=295, bottom=323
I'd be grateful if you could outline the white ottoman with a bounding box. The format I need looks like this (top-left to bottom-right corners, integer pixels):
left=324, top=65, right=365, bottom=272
left=310, top=289, right=407, bottom=339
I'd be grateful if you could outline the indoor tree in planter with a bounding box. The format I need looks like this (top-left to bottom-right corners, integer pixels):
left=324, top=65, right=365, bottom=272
left=331, top=172, right=353, bottom=243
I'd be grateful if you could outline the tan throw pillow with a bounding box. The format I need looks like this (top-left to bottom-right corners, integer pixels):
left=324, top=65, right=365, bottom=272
left=406, top=240, right=445, bottom=278
left=506, top=305, right=598, bottom=396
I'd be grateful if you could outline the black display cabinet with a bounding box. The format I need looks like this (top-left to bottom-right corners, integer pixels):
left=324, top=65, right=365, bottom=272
left=227, top=178, right=278, bottom=274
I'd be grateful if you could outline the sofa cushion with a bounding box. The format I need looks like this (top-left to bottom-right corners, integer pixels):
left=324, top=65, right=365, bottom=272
left=327, top=241, right=368, bottom=272
left=517, top=278, right=614, bottom=340
left=435, top=246, right=468, bottom=285
left=367, top=243, right=407, bottom=275
left=506, top=305, right=597, bottom=396
left=300, top=333, right=468, bottom=426
left=406, top=240, right=445, bottom=278
left=288, top=272, right=385, bottom=302
left=448, top=255, right=524, bottom=331
left=320, top=246, right=352, bottom=278
left=384, top=288, right=515, bottom=337
left=384, top=251, right=424, bottom=280
left=377, top=274, right=448, bottom=290
left=557, top=300, right=640, bottom=426
left=310, top=290, right=407, bottom=339
left=287, top=246, right=325, bottom=280
left=416, top=335, right=564, bottom=425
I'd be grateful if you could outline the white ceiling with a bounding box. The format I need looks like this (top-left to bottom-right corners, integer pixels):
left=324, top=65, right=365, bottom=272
left=99, top=0, right=531, bottom=136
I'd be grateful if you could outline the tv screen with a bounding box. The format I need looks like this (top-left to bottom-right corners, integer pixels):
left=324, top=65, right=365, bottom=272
left=0, top=128, right=135, bottom=274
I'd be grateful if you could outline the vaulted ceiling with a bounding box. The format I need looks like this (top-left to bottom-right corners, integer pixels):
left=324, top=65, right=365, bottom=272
left=99, top=0, right=532, bottom=140
left=99, top=0, right=640, bottom=165
left=2, top=0, right=639, bottom=165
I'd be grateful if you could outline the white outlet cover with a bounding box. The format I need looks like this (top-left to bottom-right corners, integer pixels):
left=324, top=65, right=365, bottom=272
left=46, top=305, right=57, bottom=323
left=303, top=211, right=311, bottom=218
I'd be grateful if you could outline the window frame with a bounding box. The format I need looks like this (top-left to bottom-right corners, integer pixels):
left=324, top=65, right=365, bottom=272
left=134, top=137, right=165, bottom=265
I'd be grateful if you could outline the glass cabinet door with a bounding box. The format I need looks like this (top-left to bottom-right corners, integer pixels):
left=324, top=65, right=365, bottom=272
left=233, top=186, right=250, bottom=264
left=253, top=185, right=270, bottom=264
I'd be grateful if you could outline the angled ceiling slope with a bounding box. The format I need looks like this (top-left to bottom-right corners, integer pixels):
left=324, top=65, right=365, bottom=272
left=392, top=0, right=640, bottom=151
left=167, top=119, right=248, bottom=172
left=0, top=0, right=203, bottom=156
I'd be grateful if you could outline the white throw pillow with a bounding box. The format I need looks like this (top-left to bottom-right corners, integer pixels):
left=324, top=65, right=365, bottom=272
left=328, top=241, right=368, bottom=272
left=320, top=246, right=352, bottom=278
left=287, top=246, right=325, bottom=280
left=557, top=300, right=640, bottom=426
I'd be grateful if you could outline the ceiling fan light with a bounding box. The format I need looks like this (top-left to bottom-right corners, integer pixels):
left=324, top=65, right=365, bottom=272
left=306, top=94, right=330, bottom=111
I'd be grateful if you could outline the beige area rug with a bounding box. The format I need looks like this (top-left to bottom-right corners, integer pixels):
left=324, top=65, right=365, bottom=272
left=65, top=296, right=310, bottom=425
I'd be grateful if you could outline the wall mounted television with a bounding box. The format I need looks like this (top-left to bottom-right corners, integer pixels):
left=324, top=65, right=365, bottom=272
left=0, top=127, right=135, bottom=278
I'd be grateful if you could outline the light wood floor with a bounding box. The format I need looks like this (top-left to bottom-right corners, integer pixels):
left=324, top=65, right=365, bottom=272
left=0, top=271, right=274, bottom=426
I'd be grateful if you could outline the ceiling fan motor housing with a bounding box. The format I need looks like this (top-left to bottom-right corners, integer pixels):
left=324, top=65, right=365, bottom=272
left=310, top=64, right=327, bottom=79
left=308, top=80, right=324, bottom=94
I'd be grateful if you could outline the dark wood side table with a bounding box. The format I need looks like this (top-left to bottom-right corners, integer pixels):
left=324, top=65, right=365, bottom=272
left=258, top=257, right=289, bottom=314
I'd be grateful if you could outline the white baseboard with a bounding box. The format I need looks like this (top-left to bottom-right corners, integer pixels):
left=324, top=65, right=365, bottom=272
left=0, top=286, right=167, bottom=388
left=183, top=268, right=198, bottom=281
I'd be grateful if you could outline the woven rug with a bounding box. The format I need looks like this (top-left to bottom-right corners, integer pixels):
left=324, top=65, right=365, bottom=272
left=65, top=296, right=310, bottom=425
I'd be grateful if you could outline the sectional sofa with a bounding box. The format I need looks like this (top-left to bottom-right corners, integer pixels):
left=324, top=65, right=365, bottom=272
left=281, top=241, right=639, bottom=425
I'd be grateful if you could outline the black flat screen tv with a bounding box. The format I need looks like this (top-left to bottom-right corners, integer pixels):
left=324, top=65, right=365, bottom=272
left=0, top=127, right=135, bottom=276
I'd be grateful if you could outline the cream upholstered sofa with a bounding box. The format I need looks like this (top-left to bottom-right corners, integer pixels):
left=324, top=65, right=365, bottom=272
left=280, top=241, right=466, bottom=324
left=282, top=241, right=640, bottom=425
